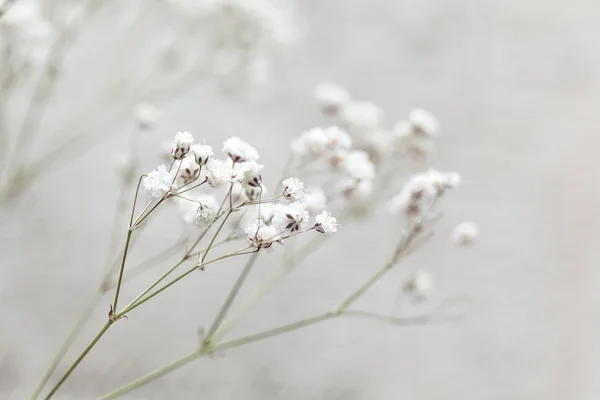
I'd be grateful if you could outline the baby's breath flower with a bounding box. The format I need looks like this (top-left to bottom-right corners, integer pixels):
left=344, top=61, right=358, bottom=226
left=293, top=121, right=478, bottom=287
left=392, top=122, right=435, bottom=159
left=338, top=100, right=383, bottom=134
left=222, top=136, right=259, bottom=163
left=143, top=165, right=174, bottom=200
left=246, top=220, right=279, bottom=250
left=272, top=202, right=309, bottom=234
left=135, top=103, right=161, bottom=130
left=243, top=160, right=264, bottom=188
left=341, top=150, right=375, bottom=180
left=403, top=270, right=434, bottom=301
left=314, top=211, right=338, bottom=236
left=178, top=156, right=200, bottom=185
left=339, top=178, right=373, bottom=201
left=303, top=187, right=327, bottom=214
left=195, top=194, right=219, bottom=225
left=409, top=108, right=439, bottom=136
left=290, top=127, right=328, bottom=161
left=452, top=222, right=479, bottom=246
left=314, top=82, right=351, bottom=114
left=324, top=126, right=352, bottom=151
left=282, top=177, right=304, bottom=201
left=171, top=131, right=195, bottom=160
left=205, top=158, right=248, bottom=188
left=191, top=143, right=214, bottom=166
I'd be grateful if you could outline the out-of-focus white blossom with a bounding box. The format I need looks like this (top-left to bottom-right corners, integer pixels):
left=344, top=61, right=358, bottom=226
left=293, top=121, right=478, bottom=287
left=314, top=211, right=338, bottom=236
left=452, top=222, right=478, bottom=246
left=171, top=131, right=195, bottom=160
left=290, top=127, right=328, bottom=161
left=195, top=194, right=219, bottom=225
left=341, top=150, right=375, bottom=180
left=178, top=156, right=200, bottom=185
left=175, top=193, right=219, bottom=226
left=143, top=165, right=174, bottom=200
left=282, top=177, right=304, bottom=201
left=191, top=143, right=214, bottom=166
left=135, top=103, right=161, bottom=130
left=303, top=187, right=327, bottom=214
left=392, top=121, right=435, bottom=159
left=205, top=158, right=248, bottom=188
left=246, top=220, right=279, bottom=250
left=403, top=270, right=433, bottom=301
left=223, top=136, right=259, bottom=162
left=324, top=126, right=352, bottom=151
left=409, top=108, right=439, bottom=136
left=338, top=100, right=383, bottom=134
left=314, top=82, right=351, bottom=114
left=272, top=202, right=309, bottom=233
left=339, top=178, right=373, bottom=201
left=389, top=169, right=461, bottom=221
left=243, top=160, right=264, bottom=188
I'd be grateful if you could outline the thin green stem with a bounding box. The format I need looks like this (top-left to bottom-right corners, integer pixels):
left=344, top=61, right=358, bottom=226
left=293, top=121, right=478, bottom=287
left=200, top=210, right=232, bottom=264
left=336, top=259, right=395, bottom=311
left=43, top=320, right=113, bottom=399
left=111, top=230, right=132, bottom=316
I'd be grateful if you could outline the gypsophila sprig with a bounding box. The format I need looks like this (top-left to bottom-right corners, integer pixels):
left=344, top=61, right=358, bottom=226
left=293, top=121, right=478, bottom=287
left=403, top=270, right=434, bottom=301
left=223, top=136, right=260, bottom=163
left=282, top=177, right=305, bottom=201
left=191, top=143, right=215, bottom=166
left=314, top=211, right=338, bottom=236
left=171, top=131, right=195, bottom=160
left=452, top=222, right=479, bottom=246
left=143, top=165, right=174, bottom=200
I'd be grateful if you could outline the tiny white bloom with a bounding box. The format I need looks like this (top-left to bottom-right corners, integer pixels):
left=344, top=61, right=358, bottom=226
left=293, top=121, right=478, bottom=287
left=191, top=143, right=214, bottom=166
left=222, top=136, right=259, bottom=162
left=246, top=220, right=279, bottom=250
left=143, top=165, right=174, bottom=200
left=195, top=194, right=220, bottom=225
left=314, top=211, right=338, bottom=236
left=135, top=103, right=161, bottom=129
left=324, top=126, right=352, bottom=151
left=392, top=121, right=435, bottom=159
left=303, top=187, right=327, bottom=214
left=282, top=177, right=305, bottom=201
left=409, top=108, right=439, bottom=136
left=243, top=160, right=264, bottom=188
left=205, top=158, right=248, bottom=188
left=404, top=270, right=434, bottom=301
left=341, top=150, right=375, bottom=180
left=290, top=127, right=328, bottom=161
left=171, top=131, right=194, bottom=160
left=314, top=82, right=351, bottom=114
left=272, top=202, right=309, bottom=234
left=452, top=222, right=479, bottom=246
left=339, top=178, right=373, bottom=201
left=338, top=100, right=383, bottom=134
left=177, top=156, right=200, bottom=185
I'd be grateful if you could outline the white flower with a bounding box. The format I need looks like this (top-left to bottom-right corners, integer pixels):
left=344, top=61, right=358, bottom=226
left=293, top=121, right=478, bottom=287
left=243, top=160, right=264, bottom=188
left=196, top=194, right=220, bottom=225
left=392, top=121, right=435, bottom=159
left=338, top=100, right=383, bottom=134
left=452, top=222, right=479, bottom=246
left=324, top=126, right=352, bottom=151
left=389, top=169, right=460, bottom=220
left=339, top=178, right=373, bottom=201
left=222, top=136, right=259, bottom=162
left=245, top=181, right=268, bottom=201
left=272, top=202, right=309, bottom=233
left=409, top=108, right=439, bottom=136
left=143, top=165, right=174, bottom=200
left=341, top=151, right=375, bottom=180
left=403, top=270, right=434, bottom=301
left=314, top=211, right=338, bottom=236
left=282, top=177, right=304, bottom=201
left=205, top=158, right=248, bottom=188
left=177, top=156, right=200, bottom=185
left=135, top=103, right=161, bottom=129
left=290, top=127, right=328, bottom=161
left=314, top=82, right=351, bottom=114
left=246, top=220, right=280, bottom=250
left=191, top=143, right=214, bottom=166
left=171, top=131, right=195, bottom=160
left=303, top=187, right=327, bottom=214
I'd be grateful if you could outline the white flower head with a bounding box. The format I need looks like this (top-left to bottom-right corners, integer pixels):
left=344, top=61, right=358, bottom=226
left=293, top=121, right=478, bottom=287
left=246, top=220, right=280, bottom=250
left=409, top=108, right=439, bottom=136
left=135, top=103, right=161, bottom=130
left=392, top=121, right=435, bottom=160
left=243, top=160, right=264, bottom=188
left=245, top=181, right=268, bottom=201
left=290, top=127, right=328, bottom=161
left=195, top=194, right=220, bottom=225
left=338, top=100, right=383, bottom=134
left=303, top=187, right=327, bottom=214
left=452, top=222, right=479, bottom=246
left=314, top=82, right=351, bottom=114
left=342, top=150, right=375, bottom=180
left=171, top=131, right=195, bottom=160
left=282, top=177, right=305, bottom=201
left=205, top=158, right=248, bottom=188
left=143, top=165, right=174, bottom=200
left=339, top=178, right=373, bottom=201
left=177, top=156, right=200, bottom=185
left=314, top=211, right=338, bottom=236
left=404, top=270, right=434, bottom=301
left=324, top=126, right=352, bottom=151
left=191, top=143, right=214, bottom=166
left=272, top=202, right=309, bottom=234
left=222, top=136, right=259, bottom=163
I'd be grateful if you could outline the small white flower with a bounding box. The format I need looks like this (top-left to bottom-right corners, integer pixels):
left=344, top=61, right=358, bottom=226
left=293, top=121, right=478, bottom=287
left=341, top=150, right=375, bottom=180
left=314, top=82, right=351, bottom=114
left=246, top=220, right=279, bottom=250
left=177, top=156, right=200, bottom=185
left=282, top=177, right=305, bottom=201
left=195, top=194, right=220, bottom=225
left=314, top=211, right=338, bottom=236
left=205, top=158, right=248, bottom=188
left=303, top=187, right=327, bottom=214
left=452, top=222, right=479, bottom=246
left=272, top=202, right=309, bottom=233
left=338, top=178, right=373, bottom=201
left=403, top=270, right=434, bottom=301
left=143, top=165, right=174, bottom=200
left=409, top=108, right=439, bottom=136
left=290, top=127, right=329, bottom=161
left=135, top=103, right=161, bottom=129
left=245, top=181, right=268, bottom=201
left=324, top=126, right=352, bottom=151
left=171, top=131, right=195, bottom=160
left=222, top=136, right=259, bottom=162
left=243, top=160, right=264, bottom=188
left=191, top=143, right=214, bottom=166
left=338, top=100, right=383, bottom=134
left=392, top=121, right=435, bottom=159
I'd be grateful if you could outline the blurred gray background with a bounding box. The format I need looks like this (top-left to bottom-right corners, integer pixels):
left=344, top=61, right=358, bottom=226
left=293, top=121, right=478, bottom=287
left=2, top=0, right=600, bottom=399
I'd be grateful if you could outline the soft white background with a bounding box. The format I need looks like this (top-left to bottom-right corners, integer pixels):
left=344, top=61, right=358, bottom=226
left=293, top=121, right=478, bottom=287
left=2, top=0, right=600, bottom=399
